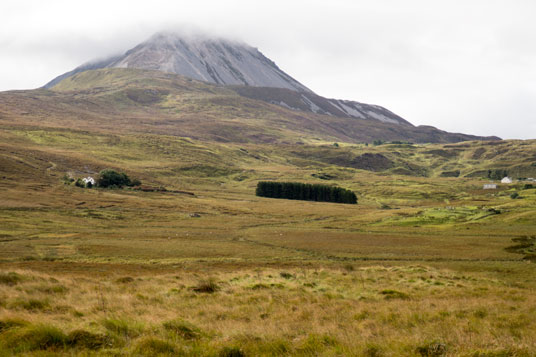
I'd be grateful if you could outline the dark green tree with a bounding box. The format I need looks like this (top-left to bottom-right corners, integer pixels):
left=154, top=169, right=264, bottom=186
left=97, top=169, right=133, bottom=188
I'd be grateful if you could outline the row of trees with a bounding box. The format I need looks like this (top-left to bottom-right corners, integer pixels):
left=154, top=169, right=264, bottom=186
left=372, top=140, right=413, bottom=146
left=256, top=181, right=357, bottom=204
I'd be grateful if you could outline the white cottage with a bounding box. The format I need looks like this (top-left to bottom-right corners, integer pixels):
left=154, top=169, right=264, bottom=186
left=82, top=177, right=96, bottom=185
left=483, top=184, right=497, bottom=189
left=501, top=177, right=513, bottom=184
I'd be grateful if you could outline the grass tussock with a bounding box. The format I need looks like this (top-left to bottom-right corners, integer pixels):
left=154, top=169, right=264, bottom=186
left=134, top=337, right=178, bottom=355
left=279, top=272, right=294, bottom=279
left=219, top=346, right=246, bottom=357
left=9, top=298, right=50, bottom=311
left=192, top=278, right=220, bottom=293
left=163, top=319, right=201, bottom=340
left=66, top=329, right=111, bottom=350
left=116, top=276, right=135, bottom=284
left=0, top=272, right=23, bottom=286
left=102, top=318, right=144, bottom=338
left=416, top=341, right=447, bottom=356
left=0, top=318, right=29, bottom=333
left=1, top=324, right=66, bottom=352
left=380, top=289, right=410, bottom=300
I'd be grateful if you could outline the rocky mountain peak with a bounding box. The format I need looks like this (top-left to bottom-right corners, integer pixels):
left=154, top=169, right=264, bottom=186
left=45, top=32, right=312, bottom=93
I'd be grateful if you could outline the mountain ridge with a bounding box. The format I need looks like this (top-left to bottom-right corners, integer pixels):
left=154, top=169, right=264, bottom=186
left=43, top=32, right=413, bottom=126
left=1, top=67, right=500, bottom=144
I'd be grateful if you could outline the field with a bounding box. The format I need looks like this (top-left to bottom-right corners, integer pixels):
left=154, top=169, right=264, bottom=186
left=1, top=124, right=536, bottom=356
left=1, top=69, right=536, bottom=355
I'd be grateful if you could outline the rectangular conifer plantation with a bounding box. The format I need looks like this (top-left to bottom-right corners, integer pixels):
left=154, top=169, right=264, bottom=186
left=256, top=182, right=357, bottom=204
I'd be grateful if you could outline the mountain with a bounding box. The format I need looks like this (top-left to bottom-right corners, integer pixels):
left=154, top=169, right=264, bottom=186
left=44, top=32, right=412, bottom=126
left=229, top=86, right=413, bottom=125
left=44, top=32, right=311, bottom=93
left=1, top=68, right=498, bottom=144
left=13, top=31, right=499, bottom=143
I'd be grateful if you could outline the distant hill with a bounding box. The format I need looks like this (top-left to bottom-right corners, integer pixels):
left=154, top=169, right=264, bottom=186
left=1, top=68, right=498, bottom=144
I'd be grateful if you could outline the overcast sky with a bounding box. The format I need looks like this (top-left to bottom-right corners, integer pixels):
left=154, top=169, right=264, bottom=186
left=1, top=0, right=535, bottom=139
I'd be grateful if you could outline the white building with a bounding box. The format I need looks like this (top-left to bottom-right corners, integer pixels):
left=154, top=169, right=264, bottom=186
left=501, top=177, right=513, bottom=184
left=483, top=184, right=497, bottom=189
left=82, top=177, right=95, bottom=185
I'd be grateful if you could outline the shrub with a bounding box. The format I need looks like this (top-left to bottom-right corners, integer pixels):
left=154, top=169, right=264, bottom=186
left=66, top=329, right=110, bottom=349
left=487, top=169, right=508, bottom=180
left=74, top=178, right=85, bottom=188
left=510, top=192, right=519, bottom=199
left=96, top=169, right=138, bottom=188
left=523, top=184, right=533, bottom=189
left=162, top=320, right=201, bottom=340
left=62, top=174, right=74, bottom=185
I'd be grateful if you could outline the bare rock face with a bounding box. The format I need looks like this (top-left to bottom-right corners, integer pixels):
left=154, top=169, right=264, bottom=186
left=230, top=86, right=413, bottom=125
left=44, top=32, right=311, bottom=93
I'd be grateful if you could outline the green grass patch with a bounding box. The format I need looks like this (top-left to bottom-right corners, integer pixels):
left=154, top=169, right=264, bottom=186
left=0, top=324, right=66, bottom=352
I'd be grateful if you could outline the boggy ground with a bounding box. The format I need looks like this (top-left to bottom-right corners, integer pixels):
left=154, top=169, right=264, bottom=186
left=1, top=126, right=536, bottom=355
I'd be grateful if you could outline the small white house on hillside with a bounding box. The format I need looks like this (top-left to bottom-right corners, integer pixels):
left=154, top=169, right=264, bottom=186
left=83, top=177, right=95, bottom=185
left=501, top=177, right=513, bottom=184
left=483, top=184, right=497, bottom=189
